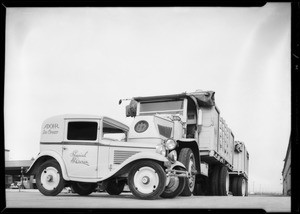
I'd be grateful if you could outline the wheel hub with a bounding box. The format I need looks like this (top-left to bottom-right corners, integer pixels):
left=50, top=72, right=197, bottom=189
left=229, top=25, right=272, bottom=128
left=142, top=176, right=150, bottom=184
left=46, top=175, right=53, bottom=182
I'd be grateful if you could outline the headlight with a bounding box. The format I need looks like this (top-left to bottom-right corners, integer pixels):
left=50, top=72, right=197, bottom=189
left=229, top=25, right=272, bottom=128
left=165, top=139, right=177, bottom=150
left=155, top=144, right=166, bottom=156
left=167, top=150, right=177, bottom=163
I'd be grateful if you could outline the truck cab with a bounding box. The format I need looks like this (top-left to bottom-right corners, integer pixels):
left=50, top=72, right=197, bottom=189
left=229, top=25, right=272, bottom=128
left=124, top=90, right=216, bottom=196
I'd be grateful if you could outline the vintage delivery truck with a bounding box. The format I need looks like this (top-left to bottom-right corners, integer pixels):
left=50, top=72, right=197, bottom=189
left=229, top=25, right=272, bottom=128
left=122, top=90, right=249, bottom=196
left=27, top=115, right=188, bottom=199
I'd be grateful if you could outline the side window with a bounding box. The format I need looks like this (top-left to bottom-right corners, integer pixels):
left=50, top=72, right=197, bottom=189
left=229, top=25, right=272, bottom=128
left=67, top=122, right=98, bottom=141
left=102, top=122, right=127, bottom=141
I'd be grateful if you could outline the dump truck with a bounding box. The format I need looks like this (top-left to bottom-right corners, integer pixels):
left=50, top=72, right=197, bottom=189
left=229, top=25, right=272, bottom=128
left=122, top=90, right=249, bottom=196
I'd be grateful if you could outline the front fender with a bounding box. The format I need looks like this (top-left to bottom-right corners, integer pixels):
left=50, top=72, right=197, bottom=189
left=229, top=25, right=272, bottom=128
left=26, top=151, right=70, bottom=181
left=170, top=161, right=186, bottom=170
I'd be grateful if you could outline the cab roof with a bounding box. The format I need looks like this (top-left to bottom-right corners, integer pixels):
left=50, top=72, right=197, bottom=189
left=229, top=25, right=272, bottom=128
left=133, top=90, right=216, bottom=107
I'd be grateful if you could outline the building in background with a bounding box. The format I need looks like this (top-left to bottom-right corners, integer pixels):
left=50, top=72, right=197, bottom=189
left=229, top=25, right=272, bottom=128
left=5, top=149, right=10, bottom=161
left=5, top=150, right=35, bottom=189
left=282, top=137, right=291, bottom=196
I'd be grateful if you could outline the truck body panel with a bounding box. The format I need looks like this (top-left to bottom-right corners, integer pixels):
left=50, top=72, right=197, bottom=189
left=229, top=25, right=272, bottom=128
left=198, top=106, right=235, bottom=168
left=232, top=141, right=249, bottom=178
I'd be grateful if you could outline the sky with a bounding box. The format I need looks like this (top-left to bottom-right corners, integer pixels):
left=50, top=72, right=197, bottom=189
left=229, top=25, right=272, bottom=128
left=4, top=3, right=291, bottom=193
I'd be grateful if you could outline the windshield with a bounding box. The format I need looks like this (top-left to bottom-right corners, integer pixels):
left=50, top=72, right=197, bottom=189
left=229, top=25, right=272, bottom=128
left=102, top=122, right=127, bottom=141
left=139, top=100, right=184, bottom=115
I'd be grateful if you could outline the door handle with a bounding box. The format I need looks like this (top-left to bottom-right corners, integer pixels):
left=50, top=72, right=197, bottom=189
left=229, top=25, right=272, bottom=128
left=62, top=146, right=67, bottom=150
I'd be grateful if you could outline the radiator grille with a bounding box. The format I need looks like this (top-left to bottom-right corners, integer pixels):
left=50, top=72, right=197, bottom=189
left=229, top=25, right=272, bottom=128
left=157, top=125, right=172, bottom=138
left=113, top=150, right=140, bottom=164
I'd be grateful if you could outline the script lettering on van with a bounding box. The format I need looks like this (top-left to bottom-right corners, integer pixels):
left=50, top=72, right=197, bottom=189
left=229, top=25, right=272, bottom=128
left=43, top=123, right=59, bottom=135
left=70, top=150, right=89, bottom=166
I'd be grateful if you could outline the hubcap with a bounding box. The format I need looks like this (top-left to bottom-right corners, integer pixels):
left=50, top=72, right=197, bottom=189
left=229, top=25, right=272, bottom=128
left=46, top=175, right=53, bottom=182
left=40, top=166, right=60, bottom=190
left=142, top=176, right=150, bottom=184
left=134, top=166, right=159, bottom=194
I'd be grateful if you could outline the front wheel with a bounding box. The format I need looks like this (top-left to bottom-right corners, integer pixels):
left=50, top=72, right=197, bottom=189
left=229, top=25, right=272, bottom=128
left=36, top=159, right=65, bottom=196
left=71, top=182, right=97, bottom=196
left=128, top=160, right=166, bottom=200
left=160, top=167, right=185, bottom=198
left=179, top=148, right=196, bottom=196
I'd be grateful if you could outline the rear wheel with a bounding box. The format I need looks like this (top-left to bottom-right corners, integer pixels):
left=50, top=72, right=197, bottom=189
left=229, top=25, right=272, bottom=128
left=128, top=160, right=166, bottom=200
left=237, top=177, right=246, bottom=196
left=210, top=165, right=220, bottom=195
left=218, top=166, right=229, bottom=196
left=178, top=148, right=196, bottom=196
left=106, top=179, right=126, bottom=195
left=193, top=175, right=209, bottom=196
left=232, top=176, right=246, bottom=196
left=232, top=176, right=238, bottom=196
left=71, top=182, right=97, bottom=196
left=36, top=159, right=65, bottom=196
left=245, top=179, right=249, bottom=196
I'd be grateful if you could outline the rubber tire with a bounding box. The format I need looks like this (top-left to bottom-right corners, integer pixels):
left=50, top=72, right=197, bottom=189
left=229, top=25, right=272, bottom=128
left=231, top=177, right=238, bottom=196
left=245, top=179, right=249, bottom=196
left=237, top=177, right=246, bottom=196
left=71, top=182, right=97, bottom=196
left=218, top=166, right=229, bottom=196
left=128, top=160, right=166, bottom=200
left=106, top=179, right=126, bottom=195
left=193, top=175, right=209, bottom=196
left=36, top=159, right=65, bottom=196
left=210, top=165, right=220, bottom=195
left=160, top=167, right=185, bottom=198
left=178, top=148, right=196, bottom=196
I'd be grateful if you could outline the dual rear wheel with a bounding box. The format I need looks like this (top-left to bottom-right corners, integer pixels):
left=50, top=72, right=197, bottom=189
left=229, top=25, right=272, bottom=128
left=232, top=176, right=247, bottom=196
left=210, top=165, right=229, bottom=196
left=210, top=165, right=248, bottom=196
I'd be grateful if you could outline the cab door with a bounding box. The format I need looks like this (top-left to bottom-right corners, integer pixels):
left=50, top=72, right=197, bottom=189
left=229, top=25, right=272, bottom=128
left=62, top=119, right=100, bottom=179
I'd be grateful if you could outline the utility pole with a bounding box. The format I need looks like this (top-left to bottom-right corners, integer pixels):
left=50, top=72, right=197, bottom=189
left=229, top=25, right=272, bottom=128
left=260, top=184, right=262, bottom=195
left=19, top=167, right=25, bottom=191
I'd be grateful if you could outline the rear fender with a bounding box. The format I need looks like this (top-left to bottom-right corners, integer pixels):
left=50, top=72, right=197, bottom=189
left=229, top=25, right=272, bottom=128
left=26, top=151, right=70, bottom=181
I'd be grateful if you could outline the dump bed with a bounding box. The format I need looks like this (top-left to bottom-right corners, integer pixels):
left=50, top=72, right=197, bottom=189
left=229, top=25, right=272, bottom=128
left=198, top=106, right=235, bottom=169
left=232, top=141, right=249, bottom=178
